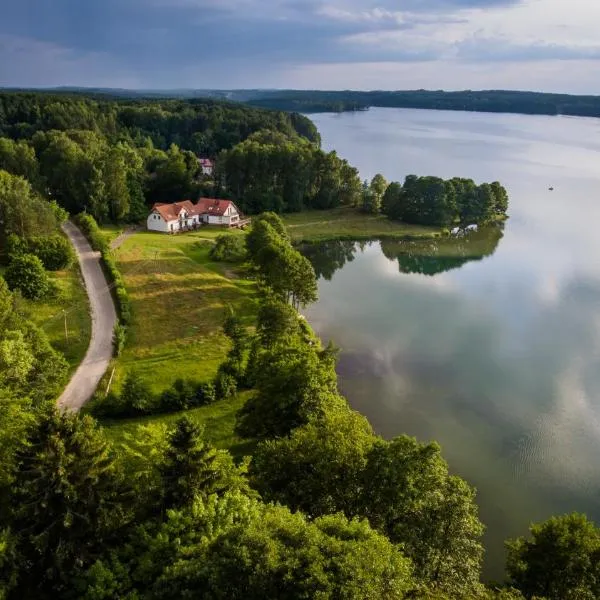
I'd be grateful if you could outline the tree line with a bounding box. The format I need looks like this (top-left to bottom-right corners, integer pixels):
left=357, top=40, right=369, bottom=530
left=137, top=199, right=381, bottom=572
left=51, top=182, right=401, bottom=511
left=240, top=88, right=600, bottom=118
left=360, top=172, right=509, bottom=227
left=0, top=92, right=319, bottom=224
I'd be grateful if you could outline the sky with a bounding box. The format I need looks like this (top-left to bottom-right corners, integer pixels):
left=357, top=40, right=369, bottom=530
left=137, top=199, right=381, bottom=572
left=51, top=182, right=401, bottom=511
left=1, top=0, right=600, bottom=93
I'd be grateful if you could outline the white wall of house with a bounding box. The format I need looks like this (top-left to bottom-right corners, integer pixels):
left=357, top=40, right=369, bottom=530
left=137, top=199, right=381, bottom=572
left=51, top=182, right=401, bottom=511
left=147, top=212, right=171, bottom=233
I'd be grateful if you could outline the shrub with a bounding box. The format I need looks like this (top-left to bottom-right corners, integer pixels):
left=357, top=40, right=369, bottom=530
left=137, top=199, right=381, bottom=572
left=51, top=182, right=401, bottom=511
left=101, top=250, right=131, bottom=327
left=196, top=381, right=216, bottom=405
left=4, top=253, right=50, bottom=300
left=73, top=213, right=107, bottom=252
left=5, top=234, right=28, bottom=261
left=215, top=370, right=237, bottom=400
left=209, top=234, right=246, bottom=262
left=113, top=324, right=127, bottom=357
left=29, top=234, right=74, bottom=270
left=120, top=371, right=155, bottom=414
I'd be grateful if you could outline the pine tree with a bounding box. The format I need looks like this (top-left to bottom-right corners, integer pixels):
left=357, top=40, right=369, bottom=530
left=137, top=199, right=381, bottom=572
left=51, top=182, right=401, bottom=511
left=160, top=417, right=222, bottom=509
left=10, top=409, right=128, bottom=597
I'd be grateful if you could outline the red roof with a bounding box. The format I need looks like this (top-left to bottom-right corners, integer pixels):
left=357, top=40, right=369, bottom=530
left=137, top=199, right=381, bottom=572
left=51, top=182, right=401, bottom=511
left=151, top=200, right=198, bottom=221
left=199, top=158, right=214, bottom=167
left=197, top=198, right=234, bottom=217
left=151, top=198, right=237, bottom=221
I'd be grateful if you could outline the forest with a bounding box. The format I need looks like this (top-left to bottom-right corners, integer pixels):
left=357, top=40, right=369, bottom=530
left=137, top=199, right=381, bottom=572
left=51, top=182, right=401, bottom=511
left=241, top=89, right=600, bottom=117
left=0, top=92, right=320, bottom=224
left=359, top=173, right=509, bottom=227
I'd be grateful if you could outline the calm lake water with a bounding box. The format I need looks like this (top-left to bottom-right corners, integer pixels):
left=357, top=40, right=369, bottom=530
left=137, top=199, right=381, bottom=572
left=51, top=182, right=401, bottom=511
left=304, top=108, right=600, bottom=578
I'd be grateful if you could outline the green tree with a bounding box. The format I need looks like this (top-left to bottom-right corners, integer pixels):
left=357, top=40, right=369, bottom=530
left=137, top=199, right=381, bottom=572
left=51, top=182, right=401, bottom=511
left=491, top=181, right=509, bottom=215
left=9, top=410, right=129, bottom=597
left=120, top=371, right=154, bottom=414
left=256, top=298, right=300, bottom=348
left=0, top=170, right=58, bottom=246
left=361, top=436, right=484, bottom=596
left=382, top=181, right=404, bottom=219
left=251, top=408, right=375, bottom=516
left=152, top=500, right=414, bottom=600
left=236, top=341, right=343, bottom=440
left=506, top=513, right=600, bottom=600
left=4, top=253, right=50, bottom=300
left=209, top=234, right=246, bottom=262
left=159, top=417, right=223, bottom=509
left=0, top=137, right=40, bottom=185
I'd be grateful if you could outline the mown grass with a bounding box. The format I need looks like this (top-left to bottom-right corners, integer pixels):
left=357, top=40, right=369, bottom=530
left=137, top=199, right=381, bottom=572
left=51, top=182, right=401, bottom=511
left=19, top=263, right=91, bottom=373
left=105, top=228, right=256, bottom=394
left=284, top=206, right=439, bottom=242
left=95, top=227, right=258, bottom=453
left=102, top=391, right=256, bottom=458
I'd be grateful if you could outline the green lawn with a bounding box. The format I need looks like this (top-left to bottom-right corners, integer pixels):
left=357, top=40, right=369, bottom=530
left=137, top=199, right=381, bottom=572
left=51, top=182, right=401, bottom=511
left=105, top=227, right=257, bottom=394
left=283, top=207, right=439, bottom=242
left=103, top=392, right=256, bottom=458
left=19, top=262, right=91, bottom=372
left=94, top=227, right=258, bottom=454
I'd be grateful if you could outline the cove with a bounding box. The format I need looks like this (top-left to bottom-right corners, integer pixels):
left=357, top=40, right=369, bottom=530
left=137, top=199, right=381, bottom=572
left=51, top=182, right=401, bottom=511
left=302, top=107, right=600, bottom=578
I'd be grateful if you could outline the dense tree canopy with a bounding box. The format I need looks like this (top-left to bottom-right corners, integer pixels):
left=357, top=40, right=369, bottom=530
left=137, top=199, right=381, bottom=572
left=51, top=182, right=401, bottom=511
left=0, top=92, right=320, bottom=223
left=506, top=513, right=600, bottom=600
left=218, top=132, right=362, bottom=214
left=381, top=174, right=509, bottom=227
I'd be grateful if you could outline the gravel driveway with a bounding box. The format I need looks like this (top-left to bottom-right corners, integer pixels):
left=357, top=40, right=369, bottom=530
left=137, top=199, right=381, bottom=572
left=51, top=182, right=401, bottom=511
left=57, top=221, right=117, bottom=411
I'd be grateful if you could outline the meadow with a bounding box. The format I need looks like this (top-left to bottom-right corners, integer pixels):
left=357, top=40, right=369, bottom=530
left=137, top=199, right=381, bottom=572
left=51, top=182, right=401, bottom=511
left=283, top=206, right=439, bottom=242
left=97, top=227, right=258, bottom=449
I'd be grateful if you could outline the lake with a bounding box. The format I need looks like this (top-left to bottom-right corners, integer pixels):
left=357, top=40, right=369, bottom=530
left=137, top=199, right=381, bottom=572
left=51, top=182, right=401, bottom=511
left=304, top=107, right=600, bottom=578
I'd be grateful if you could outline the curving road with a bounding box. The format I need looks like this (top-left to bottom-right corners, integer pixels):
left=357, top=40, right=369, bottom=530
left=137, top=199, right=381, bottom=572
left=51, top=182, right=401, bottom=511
left=57, top=221, right=117, bottom=412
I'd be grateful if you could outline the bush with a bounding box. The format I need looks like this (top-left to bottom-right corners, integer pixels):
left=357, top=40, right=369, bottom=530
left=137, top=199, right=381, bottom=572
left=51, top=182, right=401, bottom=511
left=102, top=250, right=131, bottom=327
left=120, top=371, right=155, bottom=414
left=215, top=371, right=237, bottom=400
left=113, top=324, right=127, bottom=357
left=28, top=234, right=74, bottom=270
left=4, top=253, right=50, bottom=300
left=209, top=234, right=246, bottom=262
left=197, top=381, right=216, bottom=405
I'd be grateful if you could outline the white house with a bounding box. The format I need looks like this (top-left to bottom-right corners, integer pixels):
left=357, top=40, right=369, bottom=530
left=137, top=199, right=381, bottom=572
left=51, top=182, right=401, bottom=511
left=199, top=158, right=214, bottom=176
left=147, top=198, right=242, bottom=233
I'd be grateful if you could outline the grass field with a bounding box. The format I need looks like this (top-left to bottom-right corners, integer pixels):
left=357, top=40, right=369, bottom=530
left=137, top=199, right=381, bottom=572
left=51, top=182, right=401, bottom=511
left=284, top=207, right=439, bottom=242
left=102, top=391, right=255, bottom=458
left=102, top=227, right=257, bottom=394
left=19, top=263, right=91, bottom=372
left=96, top=227, right=258, bottom=453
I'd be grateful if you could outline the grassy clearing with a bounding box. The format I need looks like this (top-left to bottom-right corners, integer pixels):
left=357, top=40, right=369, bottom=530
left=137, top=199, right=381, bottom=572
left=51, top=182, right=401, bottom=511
left=93, top=226, right=257, bottom=454
left=284, top=207, right=439, bottom=242
left=102, top=391, right=255, bottom=458
left=102, top=227, right=257, bottom=395
left=19, top=262, right=91, bottom=373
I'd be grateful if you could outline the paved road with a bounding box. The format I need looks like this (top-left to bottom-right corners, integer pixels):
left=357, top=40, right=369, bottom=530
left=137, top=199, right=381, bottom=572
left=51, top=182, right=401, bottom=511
left=57, top=222, right=117, bottom=412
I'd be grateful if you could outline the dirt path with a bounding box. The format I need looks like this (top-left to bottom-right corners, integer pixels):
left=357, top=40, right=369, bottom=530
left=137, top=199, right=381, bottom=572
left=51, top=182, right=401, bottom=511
left=110, top=226, right=139, bottom=250
left=57, top=222, right=117, bottom=412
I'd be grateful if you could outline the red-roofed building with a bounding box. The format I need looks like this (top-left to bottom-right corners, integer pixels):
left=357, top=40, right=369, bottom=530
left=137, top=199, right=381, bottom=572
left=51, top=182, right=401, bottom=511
left=199, top=158, right=214, bottom=176
left=147, top=198, right=242, bottom=233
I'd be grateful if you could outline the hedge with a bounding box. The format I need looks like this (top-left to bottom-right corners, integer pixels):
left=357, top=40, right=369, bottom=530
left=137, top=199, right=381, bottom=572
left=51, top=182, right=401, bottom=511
left=73, top=213, right=108, bottom=253
left=73, top=214, right=131, bottom=352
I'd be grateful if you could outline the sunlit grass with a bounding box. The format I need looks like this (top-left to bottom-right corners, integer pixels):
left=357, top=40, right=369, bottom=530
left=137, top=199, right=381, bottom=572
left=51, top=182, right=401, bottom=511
left=105, top=229, right=258, bottom=394
left=102, top=391, right=256, bottom=458
left=19, top=263, right=91, bottom=373
left=284, top=206, right=439, bottom=242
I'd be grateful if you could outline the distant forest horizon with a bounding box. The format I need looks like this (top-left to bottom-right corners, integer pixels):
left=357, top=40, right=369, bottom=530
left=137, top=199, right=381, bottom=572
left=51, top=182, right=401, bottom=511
left=4, top=86, right=600, bottom=118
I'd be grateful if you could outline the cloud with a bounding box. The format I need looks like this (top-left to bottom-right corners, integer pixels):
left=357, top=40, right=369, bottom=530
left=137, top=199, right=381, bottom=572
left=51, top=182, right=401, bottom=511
left=1, top=0, right=600, bottom=91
